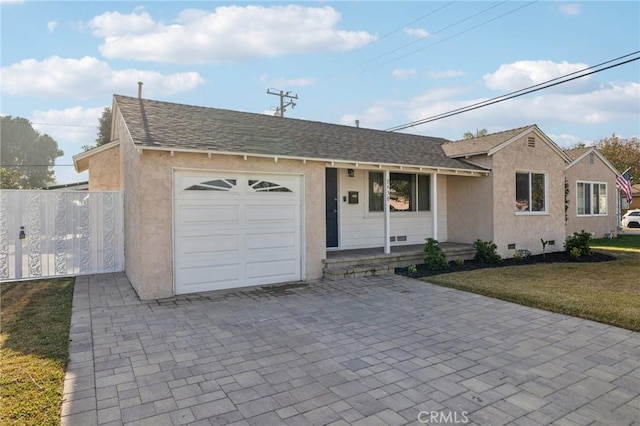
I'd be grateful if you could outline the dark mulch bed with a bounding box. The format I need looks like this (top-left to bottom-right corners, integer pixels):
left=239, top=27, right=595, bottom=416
left=396, top=251, right=617, bottom=279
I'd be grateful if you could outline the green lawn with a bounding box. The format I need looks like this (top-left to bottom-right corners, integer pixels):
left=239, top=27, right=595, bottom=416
left=0, top=278, right=74, bottom=426
left=591, top=234, right=640, bottom=252
left=425, top=235, right=640, bottom=331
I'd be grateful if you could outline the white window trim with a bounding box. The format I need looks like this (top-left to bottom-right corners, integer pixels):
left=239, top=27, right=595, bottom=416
left=576, top=181, right=608, bottom=217
left=514, top=170, right=549, bottom=215
left=365, top=171, right=432, bottom=216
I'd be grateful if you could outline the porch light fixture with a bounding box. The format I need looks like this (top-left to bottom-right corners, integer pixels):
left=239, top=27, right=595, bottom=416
left=348, top=169, right=355, bottom=177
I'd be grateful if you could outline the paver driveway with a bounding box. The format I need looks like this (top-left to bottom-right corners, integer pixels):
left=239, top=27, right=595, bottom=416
left=62, top=273, right=639, bottom=425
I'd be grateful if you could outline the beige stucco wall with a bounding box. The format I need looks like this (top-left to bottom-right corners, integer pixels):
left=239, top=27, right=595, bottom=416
left=491, top=133, right=566, bottom=257
left=116, top=111, right=145, bottom=298
left=88, top=145, right=120, bottom=191
left=565, top=153, right=618, bottom=237
left=131, top=150, right=325, bottom=300
left=446, top=173, right=494, bottom=244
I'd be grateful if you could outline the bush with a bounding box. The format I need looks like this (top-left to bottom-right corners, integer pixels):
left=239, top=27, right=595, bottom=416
left=565, top=231, right=592, bottom=257
left=569, top=247, right=581, bottom=260
left=424, top=238, right=449, bottom=271
left=454, top=258, right=464, bottom=267
left=407, top=264, right=418, bottom=276
left=473, top=239, right=502, bottom=264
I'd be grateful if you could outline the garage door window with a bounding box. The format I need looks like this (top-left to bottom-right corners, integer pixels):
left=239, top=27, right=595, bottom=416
left=248, top=179, right=293, bottom=193
left=185, top=179, right=237, bottom=191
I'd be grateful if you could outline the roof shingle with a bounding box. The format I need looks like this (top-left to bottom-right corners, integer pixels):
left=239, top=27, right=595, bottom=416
left=114, top=95, right=483, bottom=171
left=442, top=125, right=534, bottom=158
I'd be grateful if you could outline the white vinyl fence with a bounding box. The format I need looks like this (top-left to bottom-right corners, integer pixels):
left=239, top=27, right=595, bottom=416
left=0, top=190, right=124, bottom=281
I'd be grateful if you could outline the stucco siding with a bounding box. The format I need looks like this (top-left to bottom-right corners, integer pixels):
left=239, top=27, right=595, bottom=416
left=566, top=153, right=618, bottom=237
left=132, top=151, right=325, bottom=300
left=117, top=111, right=144, bottom=297
left=437, top=175, right=448, bottom=241
left=491, top=133, right=566, bottom=257
left=338, top=168, right=437, bottom=249
left=447, top=173, right=494, bottom=244
left=88, top=145, right=120, bottom=191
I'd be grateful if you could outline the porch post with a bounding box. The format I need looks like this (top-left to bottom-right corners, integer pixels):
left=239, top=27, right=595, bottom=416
left=432, top=173, right=438, bottom=241
left=384, top=170, right=391, bottom=254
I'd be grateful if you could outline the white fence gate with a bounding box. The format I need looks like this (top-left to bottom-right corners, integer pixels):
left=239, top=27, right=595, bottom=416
left=0, top=190, right=124, bottom=281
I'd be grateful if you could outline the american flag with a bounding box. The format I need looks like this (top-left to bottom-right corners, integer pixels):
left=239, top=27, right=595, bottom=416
left=616, top=170, right=633, bottom=204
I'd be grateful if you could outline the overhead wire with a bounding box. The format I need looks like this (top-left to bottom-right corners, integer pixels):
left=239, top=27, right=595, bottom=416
left=349, top=1, right=510, bottom=72
left=363, top=0, right=538, bottom=74
left=385, top=53, right=640, bottom=132
left=342, top=0, right=457, bottom=56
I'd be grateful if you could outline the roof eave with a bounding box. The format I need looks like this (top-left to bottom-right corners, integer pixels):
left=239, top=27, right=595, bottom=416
left=136, top=145, right=488, bottom=176
left=73, top=139, right=121, bottom=172
left=565, top=147, right=621, bottom=175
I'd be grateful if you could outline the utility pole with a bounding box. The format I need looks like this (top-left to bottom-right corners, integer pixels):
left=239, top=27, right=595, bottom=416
left=266, top=88, right=298, bottom=117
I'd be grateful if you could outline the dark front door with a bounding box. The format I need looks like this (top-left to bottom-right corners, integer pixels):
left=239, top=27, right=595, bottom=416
left=325, top=168, right=339, bottom=248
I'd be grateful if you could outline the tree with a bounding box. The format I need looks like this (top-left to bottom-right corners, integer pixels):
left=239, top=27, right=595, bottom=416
left=0, top=168, right=22, bottom=189
left=594, top=134, right=640, bottom=183
left=96, top=107, right=112, bottom=147
left=0, top=116, right=63, bottom=189
left=462, top=128, right=488, bottom=139
left=82, top=107, right=112, bottom=152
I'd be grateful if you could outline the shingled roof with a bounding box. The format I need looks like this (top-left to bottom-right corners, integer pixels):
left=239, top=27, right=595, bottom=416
left=113, top=95, right=484, bottom=172
left=442, top=125, right=534, bottom=158
left=564, top=147, right=590, bottom=161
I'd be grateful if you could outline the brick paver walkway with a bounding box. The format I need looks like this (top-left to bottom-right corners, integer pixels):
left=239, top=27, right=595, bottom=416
left=61, top=273, right=639, bottom=425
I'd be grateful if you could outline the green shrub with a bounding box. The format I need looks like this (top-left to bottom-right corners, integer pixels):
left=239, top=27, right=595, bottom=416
left=569, top=247, right=581, bottom=259
left=454, top=258, right=464, bottom=267
left=513, top=251, right=523, bottom=261
left=407, top=264, right=418, bottom=275
left=565, top=230, right=592, bottom=257
left=424, top=238, right=449, bottom=271
left=473, top=239, right=502, bottom=264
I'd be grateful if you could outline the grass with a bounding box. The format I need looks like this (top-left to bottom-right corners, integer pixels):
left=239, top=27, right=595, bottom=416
left=0, top=278, right=74, bottom=426
left=591, top=234, right=640, bottom=252
left=425, top=235, right=640, bottom=331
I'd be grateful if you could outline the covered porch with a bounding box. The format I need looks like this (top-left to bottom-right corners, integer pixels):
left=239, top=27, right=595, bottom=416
left=322, top=242, right=476, bottom=281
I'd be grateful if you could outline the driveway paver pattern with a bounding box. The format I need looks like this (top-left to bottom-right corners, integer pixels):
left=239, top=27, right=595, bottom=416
left=62, top=273, right=639, bottom=425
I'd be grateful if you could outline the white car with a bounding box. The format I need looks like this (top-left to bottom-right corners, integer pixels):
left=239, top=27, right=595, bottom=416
left=622, top=209, right=640, bottom=228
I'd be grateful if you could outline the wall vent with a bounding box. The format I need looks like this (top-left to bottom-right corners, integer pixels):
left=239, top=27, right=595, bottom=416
left=589, top=153, right=595, bottom=164
left=527, top=136, right=535, bottom=147
left=397, top=235, right=407, bottom=242
left=507, top=243, right=516, bottom=250
left=548, top=240, right=555, bottom=246
left=390, top=236, right=396, bottom=242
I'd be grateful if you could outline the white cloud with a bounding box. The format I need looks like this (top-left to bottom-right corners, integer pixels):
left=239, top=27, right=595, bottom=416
left=558, top=3, right=581, bottom=15
left=549, top=133, right=583, bottom=148
left=340, top=105, right=393, bottom=128
left=392, top=68, right=416, bottom=80
left=403, top=27, right=429, bottom=38
left=483, top=60, right=590, bottom=91
left=31, top=106, right=104, bottom=145
left=1, top=56, right=204, bottom=99
left=87, top=10, right=159, bottom=37
left=344, top=80, right=639, bottom=139
left=402, top=82, right=640, bottom=136
left=426, top=70, right=465, bottom=79
left=88, top=5, right=377, bottom=64
left=47, top=20, right=58, bottom=32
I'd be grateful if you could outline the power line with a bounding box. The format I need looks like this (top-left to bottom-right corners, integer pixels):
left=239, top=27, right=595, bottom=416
left=386, top=53, right=640, bottom=132
left=343, top=1, right=457, bottom=56
left=349, top=1, right=509, bottom=72
left=30, top=122, right=97, bottom=128
left=363, top=0, right=538, bottom=74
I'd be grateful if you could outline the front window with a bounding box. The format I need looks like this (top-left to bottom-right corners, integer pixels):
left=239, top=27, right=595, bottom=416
left=577, top=182, right=607, bottom=216
left=369, top=172, right=430, bottom=212
left=516, top=172, right=546, bottom=212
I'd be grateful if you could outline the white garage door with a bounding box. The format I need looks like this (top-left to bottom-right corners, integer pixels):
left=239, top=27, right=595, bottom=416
left=174, top=171, right=302, bottom=294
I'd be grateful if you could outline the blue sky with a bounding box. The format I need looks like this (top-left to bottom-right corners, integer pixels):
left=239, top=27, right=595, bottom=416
left=1, top=0, right=639, bottom=184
